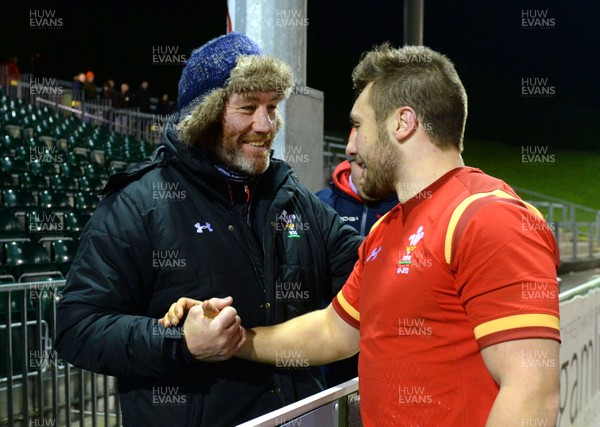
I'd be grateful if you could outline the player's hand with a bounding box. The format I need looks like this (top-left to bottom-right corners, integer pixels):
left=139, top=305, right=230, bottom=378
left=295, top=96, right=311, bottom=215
left=181, top=298, right=246, bottom=362
left=160, top=296, right=236, bottom=327
left=159, top=297, right=204, bottom=327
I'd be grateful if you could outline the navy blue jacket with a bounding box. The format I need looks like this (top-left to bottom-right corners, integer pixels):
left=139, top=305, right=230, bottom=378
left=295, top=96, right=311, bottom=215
left=317, top=161, right=398, bottom=236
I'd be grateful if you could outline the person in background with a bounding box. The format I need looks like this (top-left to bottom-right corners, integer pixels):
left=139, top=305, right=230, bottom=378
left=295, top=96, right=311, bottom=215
left=56, top=32, right=361, bottom=427
left=156, top=93, right=174, bottom=115
left=114, top=82, right=132, bottom=108
left=84, top=70, right=97, bottom=100
left=0, top=55, right=21, bottom=85
left=317, top=128, right=398, bottom=236
left=136, top=80, right=151, bottom=113
left=316, top=127, right=398, bottom=386
left=102, top=79, right=118, bottom=106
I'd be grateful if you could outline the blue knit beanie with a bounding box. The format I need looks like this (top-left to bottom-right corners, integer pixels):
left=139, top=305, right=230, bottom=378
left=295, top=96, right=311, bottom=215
left=178, top=33, right=262, bottom=117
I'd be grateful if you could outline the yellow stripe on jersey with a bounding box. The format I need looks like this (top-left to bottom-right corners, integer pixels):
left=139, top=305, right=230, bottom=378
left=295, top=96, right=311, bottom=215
left=336, top=291, right=360, bottom=322
left=369, top=211, right=391, bottom=233
left=444, top=190, right=546, bottom=264
left=473, top=313, right=560, bottom=340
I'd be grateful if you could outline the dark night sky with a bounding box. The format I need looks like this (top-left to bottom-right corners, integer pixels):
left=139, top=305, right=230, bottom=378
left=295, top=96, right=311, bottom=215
left=1, top=0, right=599, bottom=148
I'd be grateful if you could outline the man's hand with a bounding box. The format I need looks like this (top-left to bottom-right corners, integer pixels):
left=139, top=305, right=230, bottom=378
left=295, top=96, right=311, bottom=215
left=159, top=296, right=246, bottom=362
left=159, top=297, right=205, bottom=327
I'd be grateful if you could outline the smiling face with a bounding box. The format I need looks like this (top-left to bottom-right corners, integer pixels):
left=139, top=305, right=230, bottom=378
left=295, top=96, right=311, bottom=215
left=350, top=84, right=400, bottom=199
left=216, top=91, right=279, bottom=176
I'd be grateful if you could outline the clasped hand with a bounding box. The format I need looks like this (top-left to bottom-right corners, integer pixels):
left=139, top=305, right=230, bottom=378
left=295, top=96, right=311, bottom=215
left=159, top=296, right=246, bottom=362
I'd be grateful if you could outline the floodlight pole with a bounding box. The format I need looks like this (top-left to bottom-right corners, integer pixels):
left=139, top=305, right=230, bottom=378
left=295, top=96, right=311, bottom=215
left=404, top=0, right=424, bottom=45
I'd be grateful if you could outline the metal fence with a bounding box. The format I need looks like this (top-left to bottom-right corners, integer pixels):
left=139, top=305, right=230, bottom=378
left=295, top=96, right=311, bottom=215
left=515, top=187, right=600, bottom=260
left=4, top=74, right=166, bottom=146
left=0, top=280, right=120, bottom=427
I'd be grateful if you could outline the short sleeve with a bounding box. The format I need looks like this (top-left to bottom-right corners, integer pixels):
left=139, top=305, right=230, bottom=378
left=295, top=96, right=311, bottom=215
left=452, top=199, right=561, bottom=350
left=331, top=243, right=367, bottom=329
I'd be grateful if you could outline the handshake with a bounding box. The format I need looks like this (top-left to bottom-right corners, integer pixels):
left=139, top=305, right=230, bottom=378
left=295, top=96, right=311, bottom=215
left=158, top=296, right=246, bottom=362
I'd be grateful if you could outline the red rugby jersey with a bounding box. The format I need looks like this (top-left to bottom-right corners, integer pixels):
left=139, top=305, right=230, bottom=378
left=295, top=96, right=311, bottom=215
left=332, top=167, right=560, bottom=427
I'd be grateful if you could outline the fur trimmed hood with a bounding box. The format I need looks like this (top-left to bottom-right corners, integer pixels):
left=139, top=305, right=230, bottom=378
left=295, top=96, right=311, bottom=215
left=178, top=54, right=293, bottom=145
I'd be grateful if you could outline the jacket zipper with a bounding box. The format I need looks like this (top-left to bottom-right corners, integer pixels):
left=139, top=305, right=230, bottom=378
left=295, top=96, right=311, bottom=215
left=360, top=205, right=368, bottom=236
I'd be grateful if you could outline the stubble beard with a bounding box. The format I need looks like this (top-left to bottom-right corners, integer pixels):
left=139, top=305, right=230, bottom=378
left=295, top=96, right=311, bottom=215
left=214, top=139, right=271, bottom=176
left=361, top=123, right=399, bottom=200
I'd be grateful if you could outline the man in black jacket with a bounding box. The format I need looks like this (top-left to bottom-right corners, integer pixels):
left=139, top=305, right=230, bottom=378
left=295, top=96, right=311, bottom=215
left=55, top=32, right=361, bottom=426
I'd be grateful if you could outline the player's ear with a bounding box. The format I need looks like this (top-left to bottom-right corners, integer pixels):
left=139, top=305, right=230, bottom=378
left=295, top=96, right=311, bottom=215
left=391, top=107, right=418, bottom=142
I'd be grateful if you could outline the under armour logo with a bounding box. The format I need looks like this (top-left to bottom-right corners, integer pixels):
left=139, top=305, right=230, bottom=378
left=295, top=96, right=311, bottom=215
left=194, top=222, right=213, bottom=233
left=366, top=246, right=382, bottom=262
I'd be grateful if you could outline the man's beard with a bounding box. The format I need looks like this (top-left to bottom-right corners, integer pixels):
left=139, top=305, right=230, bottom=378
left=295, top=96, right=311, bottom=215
left=198, top=122, right=272, bottom=176
left=361, top=123, right=399, bottom=200
left=214, top=140, right=271, bottom=176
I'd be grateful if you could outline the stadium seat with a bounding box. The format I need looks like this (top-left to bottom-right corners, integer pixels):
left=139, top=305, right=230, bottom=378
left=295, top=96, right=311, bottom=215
left=78, top=176, right=104, bottom=192
left=1, top=134, right=19, bottom=153
left=1, top=156, right=29, bottom=173
left=64, top=211, right=91, bottom=236
left=25, top=209, right=66, bottom=241
left=49, top=174, right=78, bottom=191
left=4, top=241, right=63, bottom=282
left=0, top=210, right=27, bottom=242
left=19, top=172, right=48, bottom=190
left=38, top=190, right=73, bottom=210
left=73, top=191, right=100, bottom=213
left=30, top=160, right=58, bottom=176
left=0, top=171, right=14, bottom=188
left=59, top=162, right=84, bottom=178
left=51, top=239, right=79, bottom=274
left=2, top=189, right=37, bottom=210
left=84, top=163, right=108, bottom=180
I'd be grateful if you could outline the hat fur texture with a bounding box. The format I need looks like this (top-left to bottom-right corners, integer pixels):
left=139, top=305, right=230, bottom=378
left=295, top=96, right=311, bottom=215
left=178, top=34, right=293, bottom=145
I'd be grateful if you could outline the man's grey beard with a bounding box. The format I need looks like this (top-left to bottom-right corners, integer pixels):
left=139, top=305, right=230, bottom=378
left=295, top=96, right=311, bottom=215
left=213, top=143, right=271, bottom=176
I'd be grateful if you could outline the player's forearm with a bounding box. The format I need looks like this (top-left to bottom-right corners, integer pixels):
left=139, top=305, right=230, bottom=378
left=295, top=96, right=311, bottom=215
left=236, top=307, right=358, bottom=365
left=485, top=384, right=559, bottom=427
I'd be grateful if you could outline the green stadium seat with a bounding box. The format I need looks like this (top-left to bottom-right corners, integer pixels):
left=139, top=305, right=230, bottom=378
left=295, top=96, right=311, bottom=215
left=64, top=211, right=91, bottom=236
left=38, top=190, right=73, bottom=210
left=4, top=241, right=63, bottom=282
left=49, top=174, right=78, bottom=191
left=2, top=189, right=37, bottom=209
left=78, top=176, right=104, bottom=192
left=19, top=172, right=48, bottom=190
left=0, top=210, right=26, bottom=242
left=73, top=191, right=99, bottom=213
left=1, top=156, right=29, bottom=173
left=51, top=239, right=79, bottom=274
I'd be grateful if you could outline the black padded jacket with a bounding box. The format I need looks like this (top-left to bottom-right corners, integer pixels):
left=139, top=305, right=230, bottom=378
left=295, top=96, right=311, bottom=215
left=55, top=128, right=362, bottom=427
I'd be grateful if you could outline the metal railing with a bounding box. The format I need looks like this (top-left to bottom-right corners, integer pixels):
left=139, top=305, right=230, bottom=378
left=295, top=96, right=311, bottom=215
left=4, top=75, right=165, bottom=146
left=240, top=277, right=600, bottom=427
left=0, top=280, right=120, bottom=427
left=515, top=187, right=600, bottom=260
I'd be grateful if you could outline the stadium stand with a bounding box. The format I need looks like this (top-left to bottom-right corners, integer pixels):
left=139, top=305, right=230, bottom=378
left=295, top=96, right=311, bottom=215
left=0, top=90, right=158, bottom=284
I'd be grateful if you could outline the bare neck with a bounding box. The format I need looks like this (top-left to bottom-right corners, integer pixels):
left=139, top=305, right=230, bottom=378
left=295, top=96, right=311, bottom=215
left=394, top=141, right=464, bottom=203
